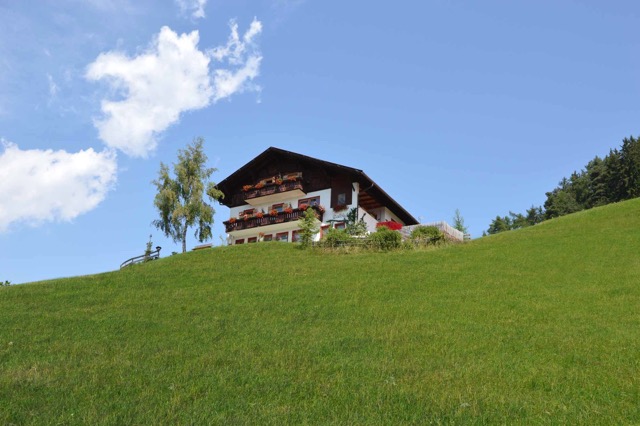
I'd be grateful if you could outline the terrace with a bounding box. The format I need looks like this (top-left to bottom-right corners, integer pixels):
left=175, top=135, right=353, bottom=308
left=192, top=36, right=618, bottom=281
left=242, top=173, right=305, bottom=206
left=223, top=205, right=324, bottom=233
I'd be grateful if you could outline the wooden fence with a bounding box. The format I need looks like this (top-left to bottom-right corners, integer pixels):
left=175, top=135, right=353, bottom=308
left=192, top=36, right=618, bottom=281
left=400, top=222, right=464, bottom=242
left=120, top=247, right=162, bottom=269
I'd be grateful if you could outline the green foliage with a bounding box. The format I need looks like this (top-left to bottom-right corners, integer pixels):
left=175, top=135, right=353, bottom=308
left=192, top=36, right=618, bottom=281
left=410, top=225, right=444, bottom=245
left=525, top=205, right=545, bottom=225
left=366, top=226, right=402, bottom=250
left=452, top=209, right=468, bottom=234
left=487, top=207, right=545, bottom=235
left=152, top=137, right=224, bottom=253
left=489, top=135, right=640, bottom=231
left=487, top=215, right=511, bottom=234
left=143, top=234, right=153, bottom=261
left=345, top=207, right=368, bottom=236
left=321, top=227, right=353, bottom=247
left=2, top=200, right=640, bottom=423
left=1, top=280, right=10, bottom=286
left=297, top=207, right=320, bottom=248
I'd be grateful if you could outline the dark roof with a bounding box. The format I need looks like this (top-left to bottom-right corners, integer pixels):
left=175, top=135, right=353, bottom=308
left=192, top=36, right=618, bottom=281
left=217, top=147, right=418, bottom=225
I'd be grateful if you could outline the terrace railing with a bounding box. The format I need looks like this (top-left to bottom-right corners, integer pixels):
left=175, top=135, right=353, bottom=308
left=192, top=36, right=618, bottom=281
left=243, top=180, right=305, bottom=201
left=224, top=205, right=324, bottom=233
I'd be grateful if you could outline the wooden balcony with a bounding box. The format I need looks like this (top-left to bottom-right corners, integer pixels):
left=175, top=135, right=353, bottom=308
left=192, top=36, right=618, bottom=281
left=224, top=206, right=324, bottom=233
left=243, top=180, right=306, bottom=206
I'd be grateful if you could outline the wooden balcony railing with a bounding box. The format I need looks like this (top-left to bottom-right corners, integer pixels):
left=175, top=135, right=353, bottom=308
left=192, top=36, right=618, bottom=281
left=243, top=180, right=304, bottom=201
left=224, top=206, right=324, bottom=233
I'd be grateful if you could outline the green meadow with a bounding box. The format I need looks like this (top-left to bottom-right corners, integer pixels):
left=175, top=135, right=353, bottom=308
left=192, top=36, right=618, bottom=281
left=2, top=199, right=640, bottom=424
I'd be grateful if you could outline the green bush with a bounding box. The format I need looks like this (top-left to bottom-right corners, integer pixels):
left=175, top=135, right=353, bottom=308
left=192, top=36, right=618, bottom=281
left=410, top=226, right=444, bottom=245
left=298, top=207, right=320, bottom=248
left=366, top=226, right=402, bottom=250
left=322, top=228, right=353, bottom=248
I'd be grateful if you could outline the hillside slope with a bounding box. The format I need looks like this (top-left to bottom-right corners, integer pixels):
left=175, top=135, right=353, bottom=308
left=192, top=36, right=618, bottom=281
left=2, top=199, right=639, bottom=424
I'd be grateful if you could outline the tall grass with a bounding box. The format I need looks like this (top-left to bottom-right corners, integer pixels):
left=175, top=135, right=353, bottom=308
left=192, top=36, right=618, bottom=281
left=1, top=199, right=639, bottom=424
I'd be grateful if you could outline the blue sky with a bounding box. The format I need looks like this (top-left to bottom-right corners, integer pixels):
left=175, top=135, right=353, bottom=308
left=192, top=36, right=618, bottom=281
left=1, top=0, right=639, bottom=284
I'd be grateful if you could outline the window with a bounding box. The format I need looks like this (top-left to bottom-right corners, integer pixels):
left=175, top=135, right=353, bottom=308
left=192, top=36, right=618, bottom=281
left=263, top=234, right=273, bottom=242
left=271, top=203, right=284, bottom=212
left=235, top=239, right=245, bottom=245
left=337, top=193, right=346, bottom=205
left=298, top=196, right=320, bottom=208
left=248, top=237, right=257, bottom=243
left=292, top=230, right=301, bottom=242
left=320, top=225, right=329, bottom=239
left=275, top=232, right=289, bottom=242
left=334, top=222, right=346, bottom=230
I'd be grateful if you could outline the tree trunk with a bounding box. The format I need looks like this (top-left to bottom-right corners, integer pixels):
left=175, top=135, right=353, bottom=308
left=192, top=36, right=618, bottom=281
left=182, top=227, right=188, bottom=253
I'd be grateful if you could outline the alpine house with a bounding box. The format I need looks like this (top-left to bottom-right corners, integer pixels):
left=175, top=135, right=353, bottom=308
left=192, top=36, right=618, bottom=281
left=216, top=147, right=419, bottom=244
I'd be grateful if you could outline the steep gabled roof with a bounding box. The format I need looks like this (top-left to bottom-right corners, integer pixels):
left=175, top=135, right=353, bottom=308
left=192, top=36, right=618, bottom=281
left=217, top=147, right=418, bottom=225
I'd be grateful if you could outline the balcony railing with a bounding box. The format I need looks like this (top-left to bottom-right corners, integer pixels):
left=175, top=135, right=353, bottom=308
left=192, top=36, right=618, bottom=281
left=243, top=180, right=304, bottom=201
left=224, top=206, right=324, bottom=233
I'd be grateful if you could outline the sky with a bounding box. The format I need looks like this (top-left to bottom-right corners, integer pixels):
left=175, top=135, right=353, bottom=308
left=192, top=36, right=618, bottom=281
left=1, top=0, right=639, bottom=284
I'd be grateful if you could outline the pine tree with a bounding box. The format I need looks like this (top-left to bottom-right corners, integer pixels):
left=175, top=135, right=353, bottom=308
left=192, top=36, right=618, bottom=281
left=452, top=209, right=468, bottom=234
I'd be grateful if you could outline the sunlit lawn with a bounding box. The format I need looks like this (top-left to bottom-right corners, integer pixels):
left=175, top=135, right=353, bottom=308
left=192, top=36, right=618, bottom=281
left=2, top=199, right=640, bottom=424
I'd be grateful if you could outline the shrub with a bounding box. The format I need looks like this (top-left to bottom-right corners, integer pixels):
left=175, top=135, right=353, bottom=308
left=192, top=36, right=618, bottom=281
left=322, top=228, right=353, bottom=248
left=410, top=226, right=444, bottom=245
left=298, top=207, right=320, bottom=249
left=345, top=207, right=368, bottom=236
left=367, top=226, right=402, bottom=250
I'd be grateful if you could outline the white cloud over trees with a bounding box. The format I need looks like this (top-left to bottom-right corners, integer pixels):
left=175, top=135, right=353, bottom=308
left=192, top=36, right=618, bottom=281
left=0, top=141, right=117, bottom=232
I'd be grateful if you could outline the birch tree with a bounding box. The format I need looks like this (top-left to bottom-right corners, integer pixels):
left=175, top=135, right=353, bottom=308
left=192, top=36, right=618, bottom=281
left=152, top=137, right=223, bottom=253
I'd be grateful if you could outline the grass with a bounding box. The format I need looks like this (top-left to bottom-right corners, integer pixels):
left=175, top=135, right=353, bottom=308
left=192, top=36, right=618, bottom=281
left=1, top=199, right=640, bottom=424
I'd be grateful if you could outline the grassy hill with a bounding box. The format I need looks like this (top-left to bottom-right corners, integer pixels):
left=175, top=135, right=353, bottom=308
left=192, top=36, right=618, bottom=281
left=2, top=199, right=640, bottom=424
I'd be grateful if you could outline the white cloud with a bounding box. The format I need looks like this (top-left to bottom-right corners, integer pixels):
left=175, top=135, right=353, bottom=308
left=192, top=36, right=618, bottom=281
left=175, top=0, right=207, bottom=19
left=0, top=140, right=117, bottom=232
left=212, top=55, right=261, bottom=102
left=86, top=27, right=213, bottom=157
left=47, top=73, right=59, bottom=97
left=209, top=18, right=263, bottom=102
left=86, top=20, right=262, bottom=157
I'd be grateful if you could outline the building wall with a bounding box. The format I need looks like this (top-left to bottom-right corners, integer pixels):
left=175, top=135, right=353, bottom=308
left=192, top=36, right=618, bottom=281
left=227, top=187, right=358, bottom=245
left=226, top=181, right=410, bottom=244
left=367, top=206, right=402, bottom=224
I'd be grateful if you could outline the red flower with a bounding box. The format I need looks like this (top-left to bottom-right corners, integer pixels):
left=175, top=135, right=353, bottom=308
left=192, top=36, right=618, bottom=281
left=299, top=204, right=308, bottom=211
left=270, top=209, right=278, bottom=216
left=377, top=221, right=402, bottom=231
